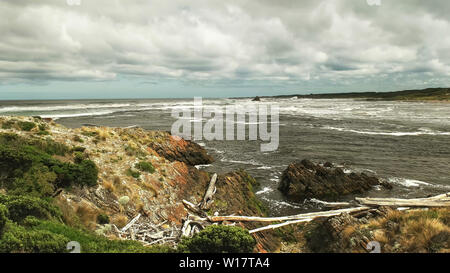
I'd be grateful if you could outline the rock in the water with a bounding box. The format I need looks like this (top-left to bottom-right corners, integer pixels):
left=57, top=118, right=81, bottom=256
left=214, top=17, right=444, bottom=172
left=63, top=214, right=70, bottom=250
left=252, top=96, right=261, bottom=101
left=278, top=159, right=392, bottom=201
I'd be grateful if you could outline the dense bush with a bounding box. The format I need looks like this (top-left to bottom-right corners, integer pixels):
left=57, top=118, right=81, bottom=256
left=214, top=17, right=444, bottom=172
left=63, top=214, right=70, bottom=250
left=0, top=222, right=69, bottom=253
left=178, top=225, right=256, bottom=253
left=126, top=168, right=141, bottom=179
left=97, top=214, right=110, bottom=225
left=18, top=121, right=36, bottom=131
left=9, top=165, right=56, bottom=197
left=0, top=133, right=98, bottom=195
left=0, top=194, right=61, bottom=223
left=0, top=204, right=7, bottom=235
left=51, top=159, right=98, bottom=188
left=135, top=161, right=155, bottom=173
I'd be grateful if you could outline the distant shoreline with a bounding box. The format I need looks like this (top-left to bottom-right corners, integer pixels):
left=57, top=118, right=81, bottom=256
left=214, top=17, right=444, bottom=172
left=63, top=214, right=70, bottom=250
left=231, top=87, right=450, bottom=102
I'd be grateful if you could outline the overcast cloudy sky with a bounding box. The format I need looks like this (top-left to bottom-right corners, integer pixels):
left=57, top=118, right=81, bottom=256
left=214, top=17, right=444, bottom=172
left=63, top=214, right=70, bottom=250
left=0, top=0, right=449, bottom=99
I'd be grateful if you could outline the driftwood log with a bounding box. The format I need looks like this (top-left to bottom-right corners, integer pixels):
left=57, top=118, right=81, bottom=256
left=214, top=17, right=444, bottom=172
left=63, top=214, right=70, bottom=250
left=356, top=192, right=450, bottom=207
left=208, top=206, right=371, bottom=223
left=249, top=219, right=311, bottom=234
left=201, top=173, right=218, bottom=210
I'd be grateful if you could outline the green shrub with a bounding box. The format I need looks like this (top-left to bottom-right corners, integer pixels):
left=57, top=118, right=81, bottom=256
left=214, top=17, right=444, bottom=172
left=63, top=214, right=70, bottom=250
left=10, top=165, right=56, bottom=197
left=0, top=138, right=98, bottom=193
left=73, top=152, right=85, bottom=164
left=51, top=159, right=98, bottom=188
left=73, top=135, right=84, bottom=143
left=72, top=146, right=86, bottom=152
left=0, top=204, right=8, bottom=235
left=36, top=130, right=50, bottom=136
left=135, top=161, right=155, bottom=173
left=18, top=121, right=36, bottom=131
left=1, top=120, right=15, bottom=129
left=97, top=214, right=110, bottom=225
left=0, top=133, right=68, bottom=156
left=0, top=222, right=69, bottom=253
left=0, top=194, right=61, bottom=223
left=178, top=225, right=256, bottom=253
left=38, top=124, right=47, bottom=131
left=126, top=168, right=141, bottom=179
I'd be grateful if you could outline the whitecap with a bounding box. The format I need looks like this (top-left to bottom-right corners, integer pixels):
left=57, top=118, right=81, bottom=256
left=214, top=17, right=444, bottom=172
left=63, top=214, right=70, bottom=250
left=195, top=164, right=211, bottom=169
left=256, top=187, right=273, bottom=195
left=322, top=126, right=450, bottom=136
left=389, top=177, right=432, bottom=187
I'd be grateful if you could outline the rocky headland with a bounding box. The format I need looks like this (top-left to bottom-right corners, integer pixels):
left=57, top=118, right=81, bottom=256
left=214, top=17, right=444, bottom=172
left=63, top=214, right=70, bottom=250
left=0, top=116, right=448, bottom=253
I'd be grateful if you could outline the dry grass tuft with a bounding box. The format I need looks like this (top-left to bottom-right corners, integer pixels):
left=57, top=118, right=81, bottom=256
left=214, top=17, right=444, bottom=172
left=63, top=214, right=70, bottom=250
left=103, top=180, right=116, bottom=193
left=111, top=214, right=128, bottom=228
left=75, top=202, right=99, bottom=230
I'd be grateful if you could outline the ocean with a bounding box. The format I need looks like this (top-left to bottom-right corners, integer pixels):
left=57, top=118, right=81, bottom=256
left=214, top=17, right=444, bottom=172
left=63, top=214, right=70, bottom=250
left=1, top=98, right=449, bottom=216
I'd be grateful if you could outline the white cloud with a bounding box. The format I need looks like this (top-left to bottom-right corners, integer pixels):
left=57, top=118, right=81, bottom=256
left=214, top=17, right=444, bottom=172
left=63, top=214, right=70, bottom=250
left=0, top=0, right=449, bottom=89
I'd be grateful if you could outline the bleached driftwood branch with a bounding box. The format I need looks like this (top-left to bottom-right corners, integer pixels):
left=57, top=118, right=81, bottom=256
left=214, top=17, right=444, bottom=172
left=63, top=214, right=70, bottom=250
left=249, top=219, right=311, bottom=234
left=208, top=206, right=370, bottom=223
left=121, top=213, right=141, bottom=232
left=201, top=173, right=218, bottom=210
left=356, top=192, right=450, bottom=207
left=182, top=199, right=205, bottom=216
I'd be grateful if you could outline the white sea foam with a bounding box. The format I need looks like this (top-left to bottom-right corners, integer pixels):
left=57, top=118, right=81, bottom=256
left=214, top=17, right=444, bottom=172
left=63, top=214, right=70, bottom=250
left=256, top=187, right=273, bottom=195
left=322, top=126, right=450, bottom=136
left=389, top=177, right=432, bottom=188
left=256, top=166, right=272, bottom=170
left=195, top=164, right=211, bottom=169
left=221, top=158, right=262, bottom=166
left=42, top=110, right=116, bottom=119
left=0, top=103, right=132, bottom=113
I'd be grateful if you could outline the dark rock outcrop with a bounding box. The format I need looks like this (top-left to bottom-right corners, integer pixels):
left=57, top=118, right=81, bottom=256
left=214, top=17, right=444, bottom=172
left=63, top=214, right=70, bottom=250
left=278, top=159, right=392, bottom=201
left=252, top=96, right=261, bottom=102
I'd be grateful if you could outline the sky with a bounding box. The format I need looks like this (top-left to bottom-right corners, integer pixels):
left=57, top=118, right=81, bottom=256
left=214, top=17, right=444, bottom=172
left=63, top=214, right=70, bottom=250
left=0, top=0, right=449, bottom=100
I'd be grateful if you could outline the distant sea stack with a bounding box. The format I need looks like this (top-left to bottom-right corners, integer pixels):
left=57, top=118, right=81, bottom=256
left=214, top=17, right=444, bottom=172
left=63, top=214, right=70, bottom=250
left=252, top=96, right=261, bottom=102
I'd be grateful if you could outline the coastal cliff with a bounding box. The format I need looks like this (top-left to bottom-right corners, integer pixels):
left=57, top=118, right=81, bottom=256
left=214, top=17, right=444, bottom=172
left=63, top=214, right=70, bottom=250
left=0, top=116, right=274, bottom=252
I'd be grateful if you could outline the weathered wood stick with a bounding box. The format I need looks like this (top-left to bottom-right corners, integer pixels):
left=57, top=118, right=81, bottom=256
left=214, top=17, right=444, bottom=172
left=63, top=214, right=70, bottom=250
left=208, top=206, right=370, bottom=222
left=356, top=192, right=450, bottom=207
left=121, top=213, right=141, bottom=232
left=201, top=173, right=218, bottom=210
left=182, top=200, right=205, bottom=216
left=181, top=219, right=192, bottom=237
left=249, top=219, right=311, bottom=234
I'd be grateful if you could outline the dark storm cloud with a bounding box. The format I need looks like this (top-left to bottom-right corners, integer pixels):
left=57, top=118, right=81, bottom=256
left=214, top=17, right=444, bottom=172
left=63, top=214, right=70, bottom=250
left=0, top=0, right=449, bottom=88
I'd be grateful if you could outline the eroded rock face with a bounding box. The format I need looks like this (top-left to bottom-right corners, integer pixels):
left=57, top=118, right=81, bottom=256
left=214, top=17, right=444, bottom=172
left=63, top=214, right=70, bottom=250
left=278, top=159, right=392, bottom=201
left=147, top=133, right=214, bottom=166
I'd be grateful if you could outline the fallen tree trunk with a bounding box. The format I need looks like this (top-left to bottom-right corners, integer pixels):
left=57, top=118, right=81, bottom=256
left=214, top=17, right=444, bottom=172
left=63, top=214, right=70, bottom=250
left=356, top=192, right=450, bottom=207
left=201, top=173, right=218, bottom=210
left=208, top=206, right=370, bottom=223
